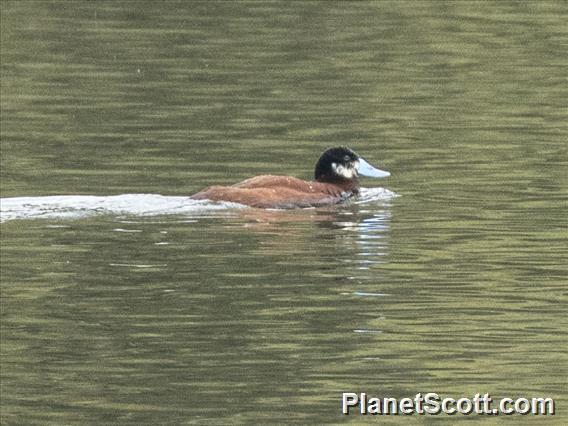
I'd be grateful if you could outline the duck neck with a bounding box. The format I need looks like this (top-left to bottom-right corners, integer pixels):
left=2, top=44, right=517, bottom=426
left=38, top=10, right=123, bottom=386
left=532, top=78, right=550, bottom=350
left=317, top=176, right=360, bottom=194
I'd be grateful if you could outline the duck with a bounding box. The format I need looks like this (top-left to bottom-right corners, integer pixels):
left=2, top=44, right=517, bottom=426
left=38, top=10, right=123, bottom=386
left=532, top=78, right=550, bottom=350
left=190, top=146, right=390, bottom=209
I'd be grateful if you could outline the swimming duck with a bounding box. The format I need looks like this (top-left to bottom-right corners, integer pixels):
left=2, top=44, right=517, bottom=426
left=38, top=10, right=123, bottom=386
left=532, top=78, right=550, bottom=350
left=190, top=147, right=390, bottom=209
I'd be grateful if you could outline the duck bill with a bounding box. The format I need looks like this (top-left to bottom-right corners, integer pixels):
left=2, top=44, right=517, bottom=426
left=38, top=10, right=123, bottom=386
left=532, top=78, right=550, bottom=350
left=357, top=158, right=390, bottom=178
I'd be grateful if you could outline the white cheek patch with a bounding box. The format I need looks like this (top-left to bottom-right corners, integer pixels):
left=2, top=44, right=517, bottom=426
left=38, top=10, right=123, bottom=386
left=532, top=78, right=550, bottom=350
left=332, top=162, right=355, bottom=179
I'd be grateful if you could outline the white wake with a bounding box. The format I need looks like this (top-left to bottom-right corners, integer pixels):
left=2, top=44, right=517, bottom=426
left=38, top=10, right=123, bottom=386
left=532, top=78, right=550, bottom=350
left=355, top=187, right=398, bottom=204
left=0, top=188, right=396, bottom=222
left=0, top=194, right=245, bottom=223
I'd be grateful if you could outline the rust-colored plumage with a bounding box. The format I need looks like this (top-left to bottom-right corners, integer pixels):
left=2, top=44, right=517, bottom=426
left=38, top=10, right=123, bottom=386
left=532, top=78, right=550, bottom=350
left=190, top=147, right=389, bottom=209
left=191, top=175, right=356, bottom=208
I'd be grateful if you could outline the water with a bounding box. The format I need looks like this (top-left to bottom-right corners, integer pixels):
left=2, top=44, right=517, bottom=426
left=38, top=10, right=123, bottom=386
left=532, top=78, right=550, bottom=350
left=1, top=1, right=567, bottom=424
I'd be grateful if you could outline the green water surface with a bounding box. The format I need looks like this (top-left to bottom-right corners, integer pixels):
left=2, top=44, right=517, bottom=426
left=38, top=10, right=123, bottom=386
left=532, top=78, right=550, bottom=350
left=1, top=1, right=567, bottom=424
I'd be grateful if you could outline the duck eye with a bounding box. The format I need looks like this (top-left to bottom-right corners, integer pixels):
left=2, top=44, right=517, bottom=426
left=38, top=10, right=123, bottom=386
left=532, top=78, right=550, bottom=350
left=343, top=155, right=351, bottom=162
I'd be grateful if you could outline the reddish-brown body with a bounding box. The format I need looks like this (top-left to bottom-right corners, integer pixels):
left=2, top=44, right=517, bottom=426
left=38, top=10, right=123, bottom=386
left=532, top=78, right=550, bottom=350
left=190, top=175, right=359, bottom=208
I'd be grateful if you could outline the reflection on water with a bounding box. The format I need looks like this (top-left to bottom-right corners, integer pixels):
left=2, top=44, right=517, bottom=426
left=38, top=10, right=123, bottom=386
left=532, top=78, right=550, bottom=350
left=1, top=1, right=567, bottom=423
left=329, top=209, right=391, bottom=272
left=1, top=202, right=399, bottom=423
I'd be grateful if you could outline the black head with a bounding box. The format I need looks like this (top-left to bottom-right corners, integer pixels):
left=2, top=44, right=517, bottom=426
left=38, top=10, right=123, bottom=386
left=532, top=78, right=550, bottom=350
left=314, top=147, right=360, bottom=182
left=314, top=146, right=391, bottom=183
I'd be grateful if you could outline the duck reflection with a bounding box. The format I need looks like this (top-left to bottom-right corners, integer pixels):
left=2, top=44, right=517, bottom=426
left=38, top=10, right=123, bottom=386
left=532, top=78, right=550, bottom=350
left=227, top=201, right=392, bottom=272
left=329, top=208, right=391, bottom=270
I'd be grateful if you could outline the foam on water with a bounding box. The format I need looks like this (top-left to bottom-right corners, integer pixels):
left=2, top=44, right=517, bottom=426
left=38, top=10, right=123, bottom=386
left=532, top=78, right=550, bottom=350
left=0, top=194, right=245, bottom=222
left=0, top=188, right=397, bottom=222
left=356, top=187, right=398, bottom=204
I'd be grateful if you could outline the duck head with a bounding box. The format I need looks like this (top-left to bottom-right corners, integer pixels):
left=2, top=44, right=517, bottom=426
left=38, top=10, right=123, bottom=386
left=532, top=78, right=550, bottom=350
left=314, top=147, right=390, bottom=183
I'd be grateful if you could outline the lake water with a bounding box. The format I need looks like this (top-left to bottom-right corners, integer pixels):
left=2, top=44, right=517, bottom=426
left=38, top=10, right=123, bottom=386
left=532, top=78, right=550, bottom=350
left=1, top=1, right=567, bottom=424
